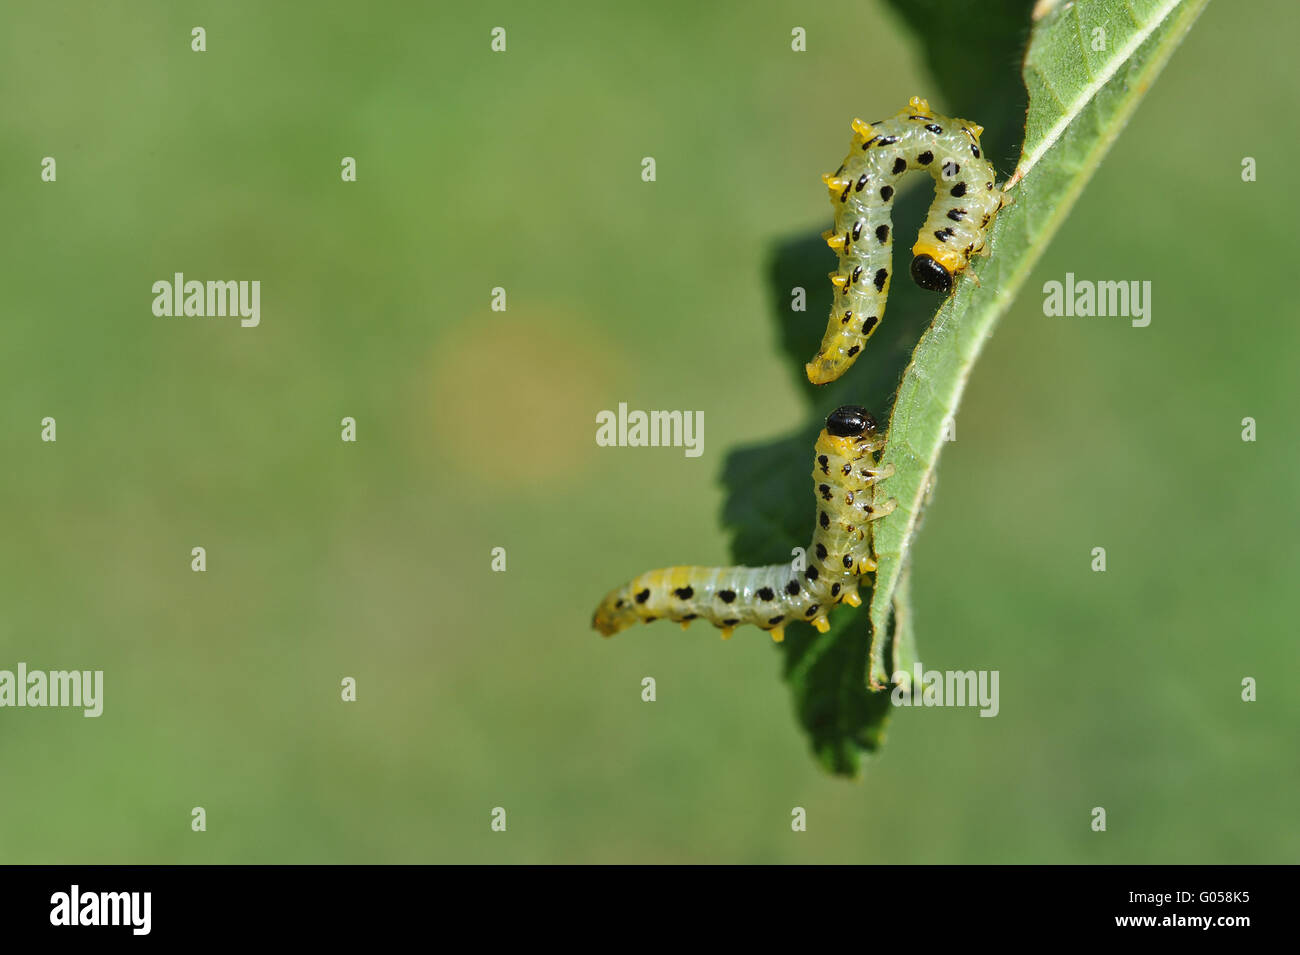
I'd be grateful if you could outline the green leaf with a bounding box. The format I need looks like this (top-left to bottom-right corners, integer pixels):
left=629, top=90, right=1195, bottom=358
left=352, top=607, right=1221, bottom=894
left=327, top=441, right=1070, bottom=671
left=722, top=0, right=1208, bottom=774
left=868, top=0, right=1209, bottom=688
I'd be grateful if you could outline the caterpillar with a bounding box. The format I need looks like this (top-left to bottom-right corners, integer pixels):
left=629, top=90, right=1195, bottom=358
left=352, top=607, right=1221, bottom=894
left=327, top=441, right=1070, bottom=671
left=805, top=97, right=1009, bottom=385
left=591, top=405, right=896, bottom=643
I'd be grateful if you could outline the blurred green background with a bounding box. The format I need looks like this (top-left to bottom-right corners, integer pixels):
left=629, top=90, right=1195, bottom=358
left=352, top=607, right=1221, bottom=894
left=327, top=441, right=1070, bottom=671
left=1, top=0, right=1294, bottom=863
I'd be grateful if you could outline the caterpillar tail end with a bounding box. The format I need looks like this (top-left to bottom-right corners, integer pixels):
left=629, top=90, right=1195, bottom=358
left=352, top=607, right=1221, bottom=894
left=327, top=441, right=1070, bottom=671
left=591, top=585, right=642, bottom=637
left=806, top=349, right=859, bottom=385
left=591, top=609, right=623, bottom=637
left=805, top=358, right=836, bottom=385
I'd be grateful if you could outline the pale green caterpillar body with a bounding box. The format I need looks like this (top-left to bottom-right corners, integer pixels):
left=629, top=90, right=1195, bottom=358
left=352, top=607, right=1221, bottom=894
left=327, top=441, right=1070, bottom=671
left=591, top=406, right=895, bottom=642
left=806, top=97, right=1009, bottom=384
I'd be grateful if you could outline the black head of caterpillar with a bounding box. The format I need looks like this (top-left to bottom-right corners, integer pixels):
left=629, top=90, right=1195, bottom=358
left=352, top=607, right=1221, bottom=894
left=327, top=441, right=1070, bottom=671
left=806, top=97, right=1011, bottom=386
left=910, top=253, right=953, bottom=293
left=591, top=405, right=896, bottom=643
left=825, top=404, right=877, bottom=437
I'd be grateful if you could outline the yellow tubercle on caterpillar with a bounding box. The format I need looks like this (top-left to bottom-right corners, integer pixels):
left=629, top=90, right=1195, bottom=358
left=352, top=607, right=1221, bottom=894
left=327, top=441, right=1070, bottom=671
left=850, top=117, right=874, bottom=140
left=822, top=229, right=847, bottom=252
left=842, top=591, right=863, bottom=609
left=829, top=272, right=849, bottom=290
left=906, top=96, right=932, bottom=116
left=811, top=616, right=831, bottom=634
left=769, top=627, right=785, bottom=643
left=719, top=627, right=734, bottom=640
left=822, top=174, right=851, bottom=199
left=853, top=556, right=877, bottom=574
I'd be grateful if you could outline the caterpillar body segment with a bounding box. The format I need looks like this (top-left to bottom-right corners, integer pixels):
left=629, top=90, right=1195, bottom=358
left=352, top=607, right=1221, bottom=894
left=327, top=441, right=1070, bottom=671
left=806, top=97, right=1008, bottom=385
left=592, top=406, right=895, bottom=643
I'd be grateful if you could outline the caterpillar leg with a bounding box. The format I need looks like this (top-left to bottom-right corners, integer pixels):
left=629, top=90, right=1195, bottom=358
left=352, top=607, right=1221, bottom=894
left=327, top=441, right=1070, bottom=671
left=868, top=496, right=898, bottom=521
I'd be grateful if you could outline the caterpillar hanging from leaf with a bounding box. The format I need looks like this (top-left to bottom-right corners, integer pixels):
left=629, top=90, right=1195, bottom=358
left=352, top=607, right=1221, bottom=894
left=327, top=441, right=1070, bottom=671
left=592, top=406, right=895, bottom=643
left=806, top=97, right=1010, bottom=385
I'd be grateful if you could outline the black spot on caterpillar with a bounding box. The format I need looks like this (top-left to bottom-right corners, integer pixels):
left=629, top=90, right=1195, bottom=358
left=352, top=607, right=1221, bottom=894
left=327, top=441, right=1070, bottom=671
left=591, top=406, right=897, bottom=643
left=807, top=97, right=1010, bottom=385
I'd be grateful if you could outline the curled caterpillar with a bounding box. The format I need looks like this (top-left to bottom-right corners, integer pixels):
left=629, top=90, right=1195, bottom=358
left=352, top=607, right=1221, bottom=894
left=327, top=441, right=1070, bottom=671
left=806, top=97, right=1009, bottom=385
left=591, top=406, right=896, bottom=643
